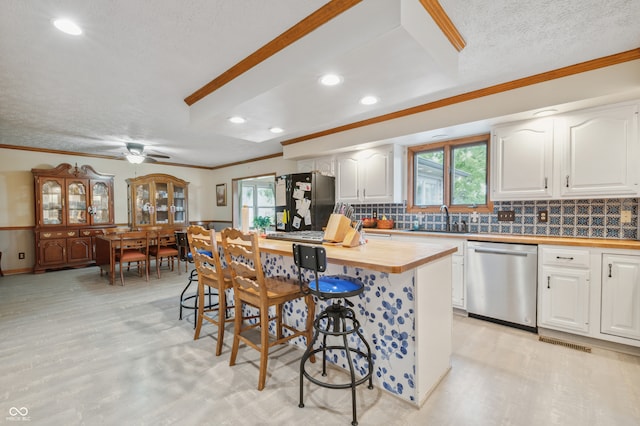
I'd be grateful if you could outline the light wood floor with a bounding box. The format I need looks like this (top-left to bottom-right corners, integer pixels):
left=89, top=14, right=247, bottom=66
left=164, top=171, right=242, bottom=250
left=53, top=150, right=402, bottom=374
left=1, top=267, right=639, bottom=425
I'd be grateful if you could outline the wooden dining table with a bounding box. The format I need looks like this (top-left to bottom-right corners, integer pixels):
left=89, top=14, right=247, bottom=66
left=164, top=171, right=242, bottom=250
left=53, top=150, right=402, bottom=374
left=95, top=233, right=126, bottom=285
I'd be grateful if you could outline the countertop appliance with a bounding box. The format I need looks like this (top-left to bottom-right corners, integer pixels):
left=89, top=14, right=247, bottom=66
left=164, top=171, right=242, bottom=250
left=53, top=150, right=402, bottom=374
left=266, top=230, right=325, bottom=244
left=466, top=241, right=538, bottom=332
left=275, top=172, right=335, bottom=232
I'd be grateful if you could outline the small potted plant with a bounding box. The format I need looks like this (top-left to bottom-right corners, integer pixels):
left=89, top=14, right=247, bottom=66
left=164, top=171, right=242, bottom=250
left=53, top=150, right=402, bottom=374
left=253, top=215, right=272, bottom=237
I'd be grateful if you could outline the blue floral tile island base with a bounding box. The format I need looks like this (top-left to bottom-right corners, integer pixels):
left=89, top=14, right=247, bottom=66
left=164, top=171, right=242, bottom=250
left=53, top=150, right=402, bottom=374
left=254, top=245, right=454, bottom=406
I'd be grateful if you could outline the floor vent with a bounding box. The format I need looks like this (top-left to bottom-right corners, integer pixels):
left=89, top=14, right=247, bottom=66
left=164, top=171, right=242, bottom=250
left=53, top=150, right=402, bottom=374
left=539, top=336, right=591, bottom=353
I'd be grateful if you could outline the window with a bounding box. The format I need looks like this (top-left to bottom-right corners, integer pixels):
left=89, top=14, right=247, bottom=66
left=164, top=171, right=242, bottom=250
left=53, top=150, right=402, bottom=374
left=407, top=134, right=492, bottom=213
left=236, top=175, right=275, bottom=230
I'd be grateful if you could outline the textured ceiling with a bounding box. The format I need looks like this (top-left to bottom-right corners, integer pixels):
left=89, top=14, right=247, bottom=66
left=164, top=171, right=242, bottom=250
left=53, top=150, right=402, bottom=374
left=0, top=0, right=639, bottom=167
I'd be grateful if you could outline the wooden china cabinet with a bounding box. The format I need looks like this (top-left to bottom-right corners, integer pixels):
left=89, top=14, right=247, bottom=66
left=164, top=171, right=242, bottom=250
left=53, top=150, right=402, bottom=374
left=32, top=163, right=115, bottom=273
left=126, top=174, right=189, bottom=229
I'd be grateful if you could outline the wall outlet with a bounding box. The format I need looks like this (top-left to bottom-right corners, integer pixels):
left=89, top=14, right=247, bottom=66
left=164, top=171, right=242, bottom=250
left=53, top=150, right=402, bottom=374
left=470, top=211, right=479, bottom=223
left=497, top=210, right=515, bottom=221
left=18, top=252, right=25, bottom=259
left=621, top=210, right=632, bottom=224
left=537, top=210, right=548, bottom=223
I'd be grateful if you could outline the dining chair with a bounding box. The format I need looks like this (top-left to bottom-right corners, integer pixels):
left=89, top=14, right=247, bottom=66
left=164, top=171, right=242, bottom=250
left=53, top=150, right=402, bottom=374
left=220, top=227, right=315, bottom=391
left=117, top=231, right=149, bottom=286
left=148, top=231, right=180, bottom=278
left=188, top=226, right=235, bottom=356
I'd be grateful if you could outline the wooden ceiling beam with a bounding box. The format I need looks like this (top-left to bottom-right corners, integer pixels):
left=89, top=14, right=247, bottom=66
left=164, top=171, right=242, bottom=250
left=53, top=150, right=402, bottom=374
left=184, top=0, right=362, bottom=106
left=419, top=0, right=465, bottom=51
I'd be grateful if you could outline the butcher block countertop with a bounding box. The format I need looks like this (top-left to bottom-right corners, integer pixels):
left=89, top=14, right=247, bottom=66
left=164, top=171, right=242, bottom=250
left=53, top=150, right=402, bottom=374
left=248, top=236, right=457, bottom=274
left=365, top=228, right=640, bottom=250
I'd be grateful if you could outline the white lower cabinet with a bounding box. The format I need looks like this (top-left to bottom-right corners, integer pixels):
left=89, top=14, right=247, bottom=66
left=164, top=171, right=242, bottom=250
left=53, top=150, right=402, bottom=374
left=393, top=234, right=465, bottom=309
left=538, top=246, right=591, bottom=334
left=601, top=254, right=640, bottom=341
left=539, top=266, right=590, bottom=333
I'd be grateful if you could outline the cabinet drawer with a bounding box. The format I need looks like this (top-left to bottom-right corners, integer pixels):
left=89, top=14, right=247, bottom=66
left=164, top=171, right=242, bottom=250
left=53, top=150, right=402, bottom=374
left=542, top=248, right=590, bottom=268
left=79, top=229, right=104, bottom=237
left=40, top=230, right=78, bottom=239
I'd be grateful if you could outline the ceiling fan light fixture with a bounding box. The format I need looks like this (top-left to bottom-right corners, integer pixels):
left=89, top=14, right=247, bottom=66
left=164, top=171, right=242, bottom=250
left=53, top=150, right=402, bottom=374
left=360, top=95, right=378, bottom=105
left=126, top=154, right=145, bottom=164
left=319, top=74, right=343, bottom=86
left=269, top=127, right=284, bottom=134
left=53, top=18, right=82, bottom=35
left=228, top=116, right=246, bottom=124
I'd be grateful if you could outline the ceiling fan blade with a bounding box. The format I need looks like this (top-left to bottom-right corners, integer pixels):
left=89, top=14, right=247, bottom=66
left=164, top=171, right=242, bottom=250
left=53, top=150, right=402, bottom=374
left=146, top=153, right=170, bottom=159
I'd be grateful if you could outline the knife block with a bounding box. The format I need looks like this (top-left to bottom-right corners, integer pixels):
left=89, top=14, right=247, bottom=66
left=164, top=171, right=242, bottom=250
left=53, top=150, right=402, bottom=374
left=341, top=228, right=361, bottom=247
left=323, top=214, right=352, bottom=242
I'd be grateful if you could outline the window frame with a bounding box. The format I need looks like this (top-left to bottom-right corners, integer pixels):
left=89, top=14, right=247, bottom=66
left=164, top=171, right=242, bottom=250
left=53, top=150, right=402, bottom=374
left=406, top=133, right=493, bottom=213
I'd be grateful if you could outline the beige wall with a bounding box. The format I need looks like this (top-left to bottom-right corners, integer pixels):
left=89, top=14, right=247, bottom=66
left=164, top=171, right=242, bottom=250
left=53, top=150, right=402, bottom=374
left=0, top=148, right=298, bottom=273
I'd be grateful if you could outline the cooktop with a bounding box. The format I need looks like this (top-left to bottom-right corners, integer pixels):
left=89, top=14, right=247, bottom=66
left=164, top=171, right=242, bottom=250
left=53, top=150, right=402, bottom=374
left=265, top=231, right=325, bottom=244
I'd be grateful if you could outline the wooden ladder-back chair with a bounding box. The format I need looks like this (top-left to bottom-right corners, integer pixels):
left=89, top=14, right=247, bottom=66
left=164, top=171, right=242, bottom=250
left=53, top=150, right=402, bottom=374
left=220, top=227, right=315, bottom=391
left=117, top=231, right=149, bottom=286
left=148, top=230, right=180, bottom=278
left=188, top=225, right=235, bottom=356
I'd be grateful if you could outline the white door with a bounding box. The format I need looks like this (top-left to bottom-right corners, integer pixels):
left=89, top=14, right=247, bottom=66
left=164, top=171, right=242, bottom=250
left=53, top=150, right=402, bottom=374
left=491, top=119, right=554, bottom=200
left=601, top=254, right=640, bottom=341
left=560, top=103, right=639, bottom=197
left=539, top=266, right=590, bottom=333
left=336, top=155, right=360, bottom=203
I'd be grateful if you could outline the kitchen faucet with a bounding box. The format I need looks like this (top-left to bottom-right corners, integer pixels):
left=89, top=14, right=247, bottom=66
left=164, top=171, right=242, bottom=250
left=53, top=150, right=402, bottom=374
left=440, top=204, right=450, bottom=231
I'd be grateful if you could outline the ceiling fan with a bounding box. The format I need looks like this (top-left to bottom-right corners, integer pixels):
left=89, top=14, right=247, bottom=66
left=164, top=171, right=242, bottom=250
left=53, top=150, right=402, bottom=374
left=124, top=142, right=170, bottom=164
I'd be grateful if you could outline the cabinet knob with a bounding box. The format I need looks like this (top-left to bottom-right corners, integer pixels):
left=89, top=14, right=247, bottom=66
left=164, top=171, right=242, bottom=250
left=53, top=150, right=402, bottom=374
left=565, top=175, right=570, bottom=188
left=608, top=263, right=612, bottom=278
left=547, top=276, right=550, bottom=289
left=544, top=177, right=548, bottom=189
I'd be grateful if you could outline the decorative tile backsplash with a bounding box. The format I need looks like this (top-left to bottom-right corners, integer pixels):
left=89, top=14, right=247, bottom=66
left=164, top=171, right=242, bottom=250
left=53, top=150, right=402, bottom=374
left=354, top=198, right=638, bottom=240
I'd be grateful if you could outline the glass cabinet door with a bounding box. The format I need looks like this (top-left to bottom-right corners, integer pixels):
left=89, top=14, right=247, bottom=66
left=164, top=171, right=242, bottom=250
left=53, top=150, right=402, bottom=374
left=67, top=180, right=88, bottom=225
left=135, top=183, right=152, bottom=225
left=41, top=179, right=64, bottom=226
left=172, top=184, right=186, bottom=224
left=91, top=181, right=110, bottom=224
left=155, top=182, right=169, bottom=224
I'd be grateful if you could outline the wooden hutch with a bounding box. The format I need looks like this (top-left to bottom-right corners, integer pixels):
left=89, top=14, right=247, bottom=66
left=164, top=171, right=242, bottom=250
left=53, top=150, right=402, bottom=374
left=32, top=163, right=115, bottom=273
left=126, top=173, right=189, bottom=229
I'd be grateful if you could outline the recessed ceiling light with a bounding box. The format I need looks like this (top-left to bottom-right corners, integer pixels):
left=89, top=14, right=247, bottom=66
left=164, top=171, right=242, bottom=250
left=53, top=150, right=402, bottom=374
left=269, top=127, right=284, bottom=134
left=53, top=18, right=82, bottom=36
left=533, top=108, right=558, bottom=117
left=319, top=74, right=343, bottom=86
left=228, top=116, right=246, bottom=124
left=360, top=96, right=378, bottom=105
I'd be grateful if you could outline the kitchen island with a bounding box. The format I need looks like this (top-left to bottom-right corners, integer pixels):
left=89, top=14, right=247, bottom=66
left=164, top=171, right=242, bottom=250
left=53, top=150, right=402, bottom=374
left=251, top=236, right=457, bottom=406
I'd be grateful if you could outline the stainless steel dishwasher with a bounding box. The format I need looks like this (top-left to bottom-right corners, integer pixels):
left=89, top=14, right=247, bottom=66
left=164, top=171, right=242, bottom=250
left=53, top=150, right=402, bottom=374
left=466, top=241, right=538, bottom=332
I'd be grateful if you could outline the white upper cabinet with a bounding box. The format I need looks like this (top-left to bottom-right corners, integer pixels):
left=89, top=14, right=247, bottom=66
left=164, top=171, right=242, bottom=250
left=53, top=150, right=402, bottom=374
left=559, top=102, right=639, bottom=197
left=336, top=145, right=402, bottom=204
left=297, top=156, right=335, bottom=176
left=491, top=119, right=554, bottom=200
left=491, top=100, right=639, bottom=200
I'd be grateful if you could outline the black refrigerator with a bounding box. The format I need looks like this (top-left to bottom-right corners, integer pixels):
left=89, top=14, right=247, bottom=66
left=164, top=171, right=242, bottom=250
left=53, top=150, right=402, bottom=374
left=274, top=173, right=335, bottom=232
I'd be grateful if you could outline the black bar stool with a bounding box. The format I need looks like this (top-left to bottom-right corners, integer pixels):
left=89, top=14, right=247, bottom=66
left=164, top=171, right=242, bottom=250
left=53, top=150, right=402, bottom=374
left=293, top=243, right=373, bottom=426
left=177, top=228, right=214, bottom=328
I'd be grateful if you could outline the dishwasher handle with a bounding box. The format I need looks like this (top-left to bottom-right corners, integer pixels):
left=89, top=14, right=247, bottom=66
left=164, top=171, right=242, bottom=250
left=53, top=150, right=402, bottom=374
left=472, top=247, right=530, bottom=257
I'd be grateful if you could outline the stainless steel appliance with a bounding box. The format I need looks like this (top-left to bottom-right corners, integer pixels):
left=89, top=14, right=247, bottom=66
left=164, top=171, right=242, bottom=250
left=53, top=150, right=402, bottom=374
left=466, top=241, right=538, bottom=332
left=275, top=173, right=335, bottom=232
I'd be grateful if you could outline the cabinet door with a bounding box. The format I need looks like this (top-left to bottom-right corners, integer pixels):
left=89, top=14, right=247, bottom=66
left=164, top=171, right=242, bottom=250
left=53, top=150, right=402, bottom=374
left=361, top=148, right=393, bottom=202
left=560, top=103, right=639, bottom=197
left=336, top=155, right=360, bottom=203
left=155, top=182, right=170, bottom=225
left=172, top=184, right=187, bottom=225
left=601, top=254, right=640, bottom=341
left=39, top=239, right=66, bottom=266
left=90, top=180, right=113, bottom=225
left=491, top=119, right=553, bottom=200
left=38, top=178, right=66, bottom=227
left=133, top=183, right=152, bottom=226
left=67, top=237, right=92, bottom=263
left=451, top=255, right=465, bottom=309
left=66, top=179, right=89, bottom=226
left=539, top=266, right=590, bottom=333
